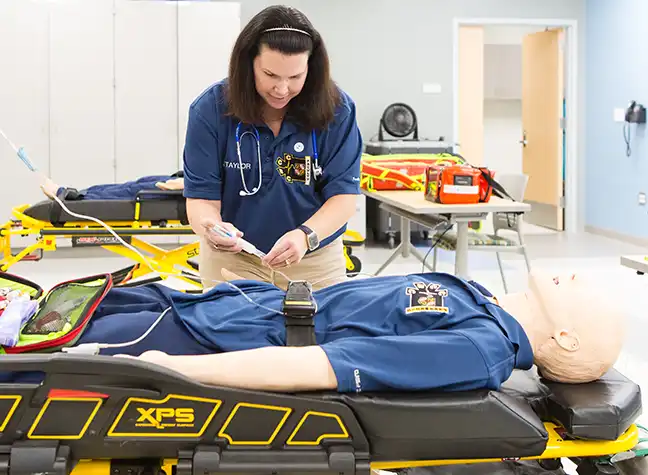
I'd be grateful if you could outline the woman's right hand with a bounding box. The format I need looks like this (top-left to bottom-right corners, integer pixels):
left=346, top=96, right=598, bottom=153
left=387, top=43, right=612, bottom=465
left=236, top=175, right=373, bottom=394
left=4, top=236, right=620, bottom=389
left=200, top=218, right=244, bottom=253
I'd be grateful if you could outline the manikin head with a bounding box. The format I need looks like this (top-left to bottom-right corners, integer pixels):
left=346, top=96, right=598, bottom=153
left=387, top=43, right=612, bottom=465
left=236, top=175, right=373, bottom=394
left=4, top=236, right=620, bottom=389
left=519, top=271, right=625, bottom=384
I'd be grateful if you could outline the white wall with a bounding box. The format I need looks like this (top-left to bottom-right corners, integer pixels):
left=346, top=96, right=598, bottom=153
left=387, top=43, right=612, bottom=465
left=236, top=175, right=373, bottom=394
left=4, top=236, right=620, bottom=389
left=0, top=0, right=240, bottom=248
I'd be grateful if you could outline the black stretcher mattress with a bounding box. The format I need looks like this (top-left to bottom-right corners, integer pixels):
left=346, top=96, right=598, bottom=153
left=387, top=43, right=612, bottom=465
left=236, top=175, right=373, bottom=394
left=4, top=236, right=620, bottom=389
left=319, top=367, right=642, bottom=461
left=23, top=196, right=188, bottom=225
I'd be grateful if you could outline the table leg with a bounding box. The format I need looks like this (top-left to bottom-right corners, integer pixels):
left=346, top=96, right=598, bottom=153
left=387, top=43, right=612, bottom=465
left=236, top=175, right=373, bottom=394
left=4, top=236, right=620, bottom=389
left=401, top=216, right=410, bottom=258
left=454, top=220, right=469, bottom=279
left=374, top=241, right=404, bottom=275
left=374, top=216, right=436, bottom=275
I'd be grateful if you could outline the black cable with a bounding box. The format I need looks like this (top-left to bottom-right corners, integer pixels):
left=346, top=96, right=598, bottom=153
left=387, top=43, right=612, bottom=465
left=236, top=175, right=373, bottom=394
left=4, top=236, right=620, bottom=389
left=624, top=122, right=632, bottom=157
left=421, top=223, right=454, bottom=273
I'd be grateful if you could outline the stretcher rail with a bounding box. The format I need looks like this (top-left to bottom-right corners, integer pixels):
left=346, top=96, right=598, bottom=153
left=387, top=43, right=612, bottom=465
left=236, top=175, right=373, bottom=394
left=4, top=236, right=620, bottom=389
left=38, top=227, right=195, bottom=236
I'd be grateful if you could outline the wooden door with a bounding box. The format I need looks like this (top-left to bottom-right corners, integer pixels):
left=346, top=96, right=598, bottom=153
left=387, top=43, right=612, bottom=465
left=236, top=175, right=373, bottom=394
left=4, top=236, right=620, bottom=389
left=521, top=28, right=565, bottom=230
left=458, top=26, right=484, bottom=165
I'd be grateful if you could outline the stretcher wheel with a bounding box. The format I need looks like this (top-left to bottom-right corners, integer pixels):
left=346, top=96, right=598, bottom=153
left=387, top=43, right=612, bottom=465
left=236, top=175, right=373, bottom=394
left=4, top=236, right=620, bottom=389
left=538, top=459, right=563, bottom=470
left=344, top=245, right=362, bottom=276
left=347, top=255, right=362, bottom=276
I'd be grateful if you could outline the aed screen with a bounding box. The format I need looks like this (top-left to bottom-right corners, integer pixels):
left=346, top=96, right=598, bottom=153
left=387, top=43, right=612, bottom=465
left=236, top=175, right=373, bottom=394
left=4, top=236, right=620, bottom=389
left=453, top=175, right=473, bottom=186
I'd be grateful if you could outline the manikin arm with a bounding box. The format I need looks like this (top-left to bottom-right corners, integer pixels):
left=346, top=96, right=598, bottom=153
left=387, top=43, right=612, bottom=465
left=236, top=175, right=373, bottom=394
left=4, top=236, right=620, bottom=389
left=127, top=346, right=339, bottom=392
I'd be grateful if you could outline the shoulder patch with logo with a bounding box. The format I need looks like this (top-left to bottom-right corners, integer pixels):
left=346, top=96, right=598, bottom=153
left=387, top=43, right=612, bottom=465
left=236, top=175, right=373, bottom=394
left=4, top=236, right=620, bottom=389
left=405, top=282, right=449, bottom=314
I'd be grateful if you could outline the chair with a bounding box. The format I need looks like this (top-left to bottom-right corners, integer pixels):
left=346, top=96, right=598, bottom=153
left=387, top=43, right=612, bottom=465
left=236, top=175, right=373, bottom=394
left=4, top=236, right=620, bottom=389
left=430, top=173, right=531, bottom=292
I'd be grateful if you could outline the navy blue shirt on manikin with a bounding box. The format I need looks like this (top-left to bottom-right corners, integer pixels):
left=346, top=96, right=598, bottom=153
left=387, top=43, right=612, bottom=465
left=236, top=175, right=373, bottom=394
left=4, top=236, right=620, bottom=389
left=182, top=79, right=363, bottom=254
left=71, top=272, right=534, bottom=394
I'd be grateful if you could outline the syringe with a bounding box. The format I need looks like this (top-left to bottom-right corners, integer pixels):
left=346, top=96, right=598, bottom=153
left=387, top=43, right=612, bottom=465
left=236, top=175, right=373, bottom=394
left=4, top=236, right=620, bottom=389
left=211, top=223, right=267, bottom=259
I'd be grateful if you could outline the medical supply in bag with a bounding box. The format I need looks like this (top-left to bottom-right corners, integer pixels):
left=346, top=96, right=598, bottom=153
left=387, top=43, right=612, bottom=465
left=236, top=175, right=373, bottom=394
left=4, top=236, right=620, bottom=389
left=0, top=296, right=38, bottom=347
left=0, top=272, right=112, bottom=353
left=0, top=288, right=31, bottom=316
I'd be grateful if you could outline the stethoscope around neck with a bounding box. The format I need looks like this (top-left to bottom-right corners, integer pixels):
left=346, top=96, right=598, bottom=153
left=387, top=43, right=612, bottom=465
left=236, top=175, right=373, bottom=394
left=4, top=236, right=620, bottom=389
left=235, top=122, right=321, bottom=197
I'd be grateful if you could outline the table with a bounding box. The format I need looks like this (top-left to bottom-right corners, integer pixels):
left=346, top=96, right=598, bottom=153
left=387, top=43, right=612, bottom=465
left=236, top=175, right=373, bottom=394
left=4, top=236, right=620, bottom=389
left=362, top=190, right=531, bottom=279
left=620, top=255, right=648, bottom=274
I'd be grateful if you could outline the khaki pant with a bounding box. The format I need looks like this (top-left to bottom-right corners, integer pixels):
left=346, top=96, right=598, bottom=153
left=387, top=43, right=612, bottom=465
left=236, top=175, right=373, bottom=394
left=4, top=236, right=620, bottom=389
left=199, top=236, right=347, bottom=291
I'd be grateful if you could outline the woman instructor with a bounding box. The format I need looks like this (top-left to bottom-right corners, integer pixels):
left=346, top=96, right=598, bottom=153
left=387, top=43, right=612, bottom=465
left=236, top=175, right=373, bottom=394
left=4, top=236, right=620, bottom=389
left=182, top=6, right=363, bottom=290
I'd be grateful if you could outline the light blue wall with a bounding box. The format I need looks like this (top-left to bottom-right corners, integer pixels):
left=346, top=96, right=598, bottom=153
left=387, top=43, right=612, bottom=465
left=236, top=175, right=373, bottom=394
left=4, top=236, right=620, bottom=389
left=586, top=0, right=648, bottom=236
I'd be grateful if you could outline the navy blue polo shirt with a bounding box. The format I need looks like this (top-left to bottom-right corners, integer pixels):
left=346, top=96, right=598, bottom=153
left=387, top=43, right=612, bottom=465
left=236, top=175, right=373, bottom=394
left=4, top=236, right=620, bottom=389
left=182, top=79, right=363, bottom=254
left=71, top=272, right=532, bottom=393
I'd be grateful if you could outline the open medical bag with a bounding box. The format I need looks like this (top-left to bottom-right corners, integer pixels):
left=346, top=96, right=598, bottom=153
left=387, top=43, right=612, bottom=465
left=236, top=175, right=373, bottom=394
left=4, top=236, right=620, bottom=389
left=0, top=272, right=112, bottom=353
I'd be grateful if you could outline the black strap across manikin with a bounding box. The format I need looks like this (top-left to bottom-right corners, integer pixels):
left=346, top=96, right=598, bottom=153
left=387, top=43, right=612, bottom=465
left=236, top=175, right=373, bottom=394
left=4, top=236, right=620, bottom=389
left=282, top=281, right=317, bottom=347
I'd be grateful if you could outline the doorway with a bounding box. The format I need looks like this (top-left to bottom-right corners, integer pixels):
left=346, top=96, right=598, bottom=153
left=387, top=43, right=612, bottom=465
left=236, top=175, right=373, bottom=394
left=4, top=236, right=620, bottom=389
left=452, top=18, right=578, bottom=232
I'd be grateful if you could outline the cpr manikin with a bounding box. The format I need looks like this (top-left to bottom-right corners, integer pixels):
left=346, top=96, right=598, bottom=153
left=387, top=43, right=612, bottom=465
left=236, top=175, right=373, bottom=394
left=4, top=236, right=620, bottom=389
left=496, top=271, right=625, bottom=384
left=0, top=268, right=625, bottom=393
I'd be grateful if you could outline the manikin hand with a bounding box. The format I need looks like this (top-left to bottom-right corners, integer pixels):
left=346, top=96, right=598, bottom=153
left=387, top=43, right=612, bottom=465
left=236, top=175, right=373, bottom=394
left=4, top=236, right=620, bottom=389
left=40, top=177, right=60, bottom=199
left=155, top=177, right=184, bottom=191
left=200, top=218, right=243, bottom=253
left=262, top=229, right=308, bottom=269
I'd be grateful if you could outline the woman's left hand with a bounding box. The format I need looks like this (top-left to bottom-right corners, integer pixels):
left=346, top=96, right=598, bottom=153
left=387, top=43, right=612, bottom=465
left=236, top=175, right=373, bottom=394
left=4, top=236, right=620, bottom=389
left=262, top=229, right=308, bottom=269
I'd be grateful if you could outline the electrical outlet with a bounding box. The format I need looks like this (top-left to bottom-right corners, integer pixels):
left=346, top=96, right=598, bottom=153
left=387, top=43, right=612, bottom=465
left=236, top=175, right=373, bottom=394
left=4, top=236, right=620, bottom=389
left=614, top=108, right=626, bottom=122
left=639, top=192, right=646, bottom=205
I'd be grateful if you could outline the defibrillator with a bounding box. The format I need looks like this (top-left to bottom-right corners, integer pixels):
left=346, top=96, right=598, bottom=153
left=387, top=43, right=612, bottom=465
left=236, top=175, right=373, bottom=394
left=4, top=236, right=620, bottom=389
left=424, top=165, right=505, bottom=205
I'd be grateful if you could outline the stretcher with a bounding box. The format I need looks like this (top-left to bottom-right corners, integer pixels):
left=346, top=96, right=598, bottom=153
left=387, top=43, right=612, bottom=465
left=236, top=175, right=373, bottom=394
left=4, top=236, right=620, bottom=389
left=0, top=352, right=639, bottom=475
left=0, top=191, right=366, bottom=287
left=0, top=190, right=202, bottom=288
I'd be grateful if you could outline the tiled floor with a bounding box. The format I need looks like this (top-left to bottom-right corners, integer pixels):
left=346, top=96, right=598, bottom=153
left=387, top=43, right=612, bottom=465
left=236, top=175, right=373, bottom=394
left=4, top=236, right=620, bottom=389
left=5, top=221, right=648, bottom=474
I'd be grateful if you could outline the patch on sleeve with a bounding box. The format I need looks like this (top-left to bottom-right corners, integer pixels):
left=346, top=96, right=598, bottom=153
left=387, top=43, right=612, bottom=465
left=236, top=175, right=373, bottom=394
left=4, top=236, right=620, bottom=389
left=405, top=282, right=449, bottom=314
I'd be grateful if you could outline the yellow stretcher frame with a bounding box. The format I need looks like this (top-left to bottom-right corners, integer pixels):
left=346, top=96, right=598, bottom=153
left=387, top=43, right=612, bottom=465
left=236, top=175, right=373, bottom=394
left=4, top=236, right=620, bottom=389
left=64, top=422, right=641, bottom=474
left=0, top=204, right=203, bottom=289
left=1, top=203, right=366, bottom=286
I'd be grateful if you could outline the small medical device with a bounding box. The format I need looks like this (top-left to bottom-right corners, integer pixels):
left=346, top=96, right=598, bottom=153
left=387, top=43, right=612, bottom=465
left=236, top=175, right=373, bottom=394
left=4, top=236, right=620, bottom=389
left=211, top=223, right=267, bottom=259
left=282, top=280, right=317, bottom=347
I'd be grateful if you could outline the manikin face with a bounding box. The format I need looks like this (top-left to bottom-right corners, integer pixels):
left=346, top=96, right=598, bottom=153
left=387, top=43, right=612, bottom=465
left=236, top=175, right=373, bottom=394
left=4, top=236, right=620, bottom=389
left=528, top=271, right=625, bottom=383
left=253, top=43, right=309, bottom=111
